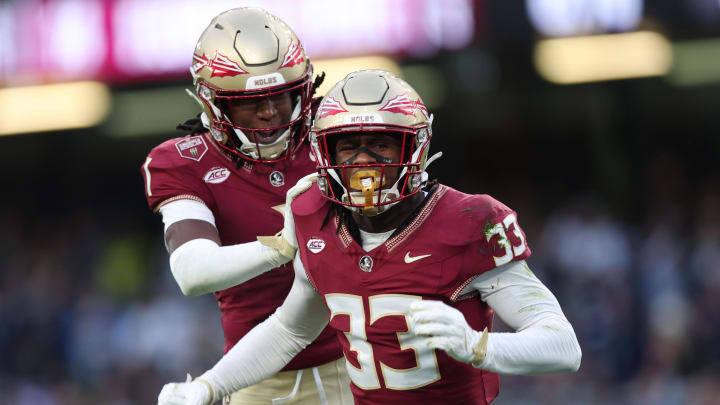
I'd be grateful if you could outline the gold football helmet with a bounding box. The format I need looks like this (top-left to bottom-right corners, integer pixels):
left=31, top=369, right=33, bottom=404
left=191, top=7, right=313, bottom=162
left=311, top=70, right=436, bottom=215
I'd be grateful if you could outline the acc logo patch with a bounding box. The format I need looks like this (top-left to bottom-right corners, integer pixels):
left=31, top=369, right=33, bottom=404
left=175, top=136, right=208, bottom=161
left=203, top=167, right=230, bottom=184
left=307, top=237, right=326, bottom=254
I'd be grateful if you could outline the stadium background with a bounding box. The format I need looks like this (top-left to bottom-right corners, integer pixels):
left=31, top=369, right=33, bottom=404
left=1, top=0, right=719, bottom=403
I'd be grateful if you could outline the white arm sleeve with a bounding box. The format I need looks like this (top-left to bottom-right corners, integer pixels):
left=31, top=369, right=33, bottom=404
left=161, top=200, right=288, bottom=296
left=472, top=260, right=582, bottom=375
left=160, top=199, right=216, bottom=232
left=197, top=254, right=330, bottom=398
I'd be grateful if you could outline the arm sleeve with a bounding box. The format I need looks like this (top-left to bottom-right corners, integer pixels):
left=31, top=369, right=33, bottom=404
left=162, top=200, right=288, bottom=296
left=197, top=254, right=330, bottom=398
left=473, top=260, right=582, bottom=375
left=159, top=199, right=216, bottom=232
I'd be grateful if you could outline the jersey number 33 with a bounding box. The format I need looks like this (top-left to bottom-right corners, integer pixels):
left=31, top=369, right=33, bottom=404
left=326, top=294, right=440, bottom=390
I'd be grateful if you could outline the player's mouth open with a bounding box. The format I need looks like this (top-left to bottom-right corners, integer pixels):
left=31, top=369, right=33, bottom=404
left=255, top=129, right=282, bottom=144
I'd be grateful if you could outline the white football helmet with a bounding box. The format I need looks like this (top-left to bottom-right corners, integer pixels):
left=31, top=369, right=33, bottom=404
left=191, top=7, right=313, bottom=163
left=310, top=70, right=435, bottom=215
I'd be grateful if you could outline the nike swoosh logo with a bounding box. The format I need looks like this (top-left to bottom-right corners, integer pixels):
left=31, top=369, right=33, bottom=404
left=404, top=252, right=431, bottom=264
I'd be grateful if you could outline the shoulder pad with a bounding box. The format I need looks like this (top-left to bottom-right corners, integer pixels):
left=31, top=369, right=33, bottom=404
left=434, top=187, right=517, bottom=245
left=291, top=184, right=327, bottom=217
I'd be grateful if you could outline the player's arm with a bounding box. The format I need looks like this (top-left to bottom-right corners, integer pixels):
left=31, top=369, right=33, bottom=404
left=472, top=260, right=581, bottom=374
left=161, top=174, right=317, bottom=296
left=161, top=199, right=290, bottom=296
left=158, top=254, right=329, bottom=405
left=410, top=260, right=581, bottom=375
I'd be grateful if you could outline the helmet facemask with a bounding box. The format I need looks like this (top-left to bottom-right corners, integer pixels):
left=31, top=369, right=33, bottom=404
left=196, top=67, right=313, bottom=163
left=312, top=124, right=432, bottom=216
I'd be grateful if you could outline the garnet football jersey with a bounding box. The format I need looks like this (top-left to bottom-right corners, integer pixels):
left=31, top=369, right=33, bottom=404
left=292, top=184, right=532, bottom=404
left=141, top=132, right=342, bottom=370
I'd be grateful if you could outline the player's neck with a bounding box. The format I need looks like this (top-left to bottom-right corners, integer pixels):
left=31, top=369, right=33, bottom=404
left=351, top=193, right=424, bottom=233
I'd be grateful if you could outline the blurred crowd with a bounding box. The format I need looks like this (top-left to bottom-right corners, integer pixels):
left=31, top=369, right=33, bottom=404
left=500, top=162, right=720, bottom=404
left=1, top=152, right=718, bottom=405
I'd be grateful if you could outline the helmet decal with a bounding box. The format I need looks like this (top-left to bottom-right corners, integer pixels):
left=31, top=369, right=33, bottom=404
left=317, top=97, right=349, bottom=119
left=416, top=100, right=429, bottom=119
left=279, top=41, right=305, bottom=69
left=209, top=51, right=250, bottom=77
left=192, top=53, right=210, bottom=75
left=379, top=94, right=425, bottom=117
left=192, top=51, right=249, bottom=77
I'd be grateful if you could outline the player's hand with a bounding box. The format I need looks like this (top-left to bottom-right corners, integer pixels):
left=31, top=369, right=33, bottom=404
left=409, top=300, right=488, bottom=365
left=258, top=173, right=318, bottom=260
left=158, top=373, right=214, bottom=405
left=282, top=172, right=318, bottom=250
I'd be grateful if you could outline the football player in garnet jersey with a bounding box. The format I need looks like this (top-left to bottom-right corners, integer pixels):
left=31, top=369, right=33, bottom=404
left=158, top=71, right=581, bottom=405
left=142, top=8, right=351, bottom=405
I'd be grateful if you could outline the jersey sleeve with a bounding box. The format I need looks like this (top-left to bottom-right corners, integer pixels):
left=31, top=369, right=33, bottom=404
left=460, top=195, right=532, bottom=280
left=141, top=138, right=213, bottom=212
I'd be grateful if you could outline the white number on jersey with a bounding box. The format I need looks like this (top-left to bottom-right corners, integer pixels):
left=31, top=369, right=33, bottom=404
left=325, top=294, right=441, bottom=390
left=485, top=213, right=527, bottom=266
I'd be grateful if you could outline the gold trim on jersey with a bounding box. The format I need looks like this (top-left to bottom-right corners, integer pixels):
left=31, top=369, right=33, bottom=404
left=155, top=194, right=207, bottom=212
left=450, top=274, right=482, bottom=302
left=455, top=289, right=480, bottom=302
left=333, top=215, right=354, bottom=248
left=385, top=185, right=448, bottom=253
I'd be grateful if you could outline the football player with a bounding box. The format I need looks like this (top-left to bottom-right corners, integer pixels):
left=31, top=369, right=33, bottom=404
left=157, top=71, right=581, bottom=405
left=142, top=8, right=351, bottom=405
